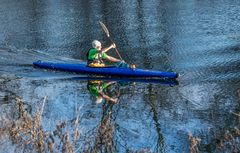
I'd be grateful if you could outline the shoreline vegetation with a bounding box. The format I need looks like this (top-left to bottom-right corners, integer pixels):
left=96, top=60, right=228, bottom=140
left=1, top=97, right=82, bottom=153
left=0, top=98, right=239, bottom=153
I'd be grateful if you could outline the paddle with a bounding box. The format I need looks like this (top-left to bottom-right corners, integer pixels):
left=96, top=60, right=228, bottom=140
left=99, top=21, right=123, bottom=61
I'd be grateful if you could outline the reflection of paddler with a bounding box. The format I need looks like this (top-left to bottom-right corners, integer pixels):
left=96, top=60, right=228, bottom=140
left=87, top=80, right=119, bottom=103
left=91, top=89, right=116, bottom=152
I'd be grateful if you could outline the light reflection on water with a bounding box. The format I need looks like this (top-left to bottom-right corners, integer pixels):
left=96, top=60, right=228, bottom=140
left=0, top=0, right=240, bottom=152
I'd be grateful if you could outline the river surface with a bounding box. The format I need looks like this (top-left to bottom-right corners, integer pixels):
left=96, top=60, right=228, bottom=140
left=0, top=0, right=240, bottom=153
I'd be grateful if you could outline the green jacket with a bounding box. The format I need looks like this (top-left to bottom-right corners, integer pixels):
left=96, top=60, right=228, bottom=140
left=87, top=82, right=109, bottom=97
left=87, top=48, right=107, bottom=62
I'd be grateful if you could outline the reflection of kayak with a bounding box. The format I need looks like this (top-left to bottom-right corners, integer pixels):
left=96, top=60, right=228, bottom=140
left=71, top=76, right=179, bottom=85
left=33, top=61, right=178, bottom=79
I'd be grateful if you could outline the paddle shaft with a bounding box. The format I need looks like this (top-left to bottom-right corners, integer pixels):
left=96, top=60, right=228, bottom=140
left=108, top=36, right=123, bottom=61
left=99, top=21, right=123, bottom=61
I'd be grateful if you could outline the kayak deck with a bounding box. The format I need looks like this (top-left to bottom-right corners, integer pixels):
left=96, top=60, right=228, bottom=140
left=33, top=61, right=178, bottom=79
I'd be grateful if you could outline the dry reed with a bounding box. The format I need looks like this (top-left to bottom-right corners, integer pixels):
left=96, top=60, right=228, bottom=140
left=7, top=97, right=81, bottom=153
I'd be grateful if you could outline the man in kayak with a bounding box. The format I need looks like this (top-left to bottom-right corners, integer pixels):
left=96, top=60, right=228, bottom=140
left=87, top=40, right=122, bottom=67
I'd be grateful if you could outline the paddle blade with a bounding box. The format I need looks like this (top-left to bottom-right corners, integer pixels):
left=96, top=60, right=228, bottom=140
left=99, top=21, right=110, bottom=37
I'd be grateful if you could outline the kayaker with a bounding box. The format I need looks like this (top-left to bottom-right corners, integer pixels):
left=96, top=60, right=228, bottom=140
left=87, top=80, right=119, bottom=103
left=87, top=40, right=122, bottom=67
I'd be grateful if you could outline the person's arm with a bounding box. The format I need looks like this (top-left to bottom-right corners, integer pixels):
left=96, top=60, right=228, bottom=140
left=106, top=55, right=121, bottom=62
left=105, top=81, right=117, bottom=87
left=99, top=92, right=118, bottom=103
left=101, top=43, right=116, bottom=53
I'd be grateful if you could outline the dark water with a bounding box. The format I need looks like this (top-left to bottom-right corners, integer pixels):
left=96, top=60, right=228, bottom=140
left=0, top=0, right=240, bottom=152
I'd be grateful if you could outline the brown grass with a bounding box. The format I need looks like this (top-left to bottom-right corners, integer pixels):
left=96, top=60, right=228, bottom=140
left=188, top=133, right=201, bottom=153
left=188, top=113, right=240, bottom=153
left=5, top=97, right=240, bottom=153
left=7, top=97, right=81, bottom=153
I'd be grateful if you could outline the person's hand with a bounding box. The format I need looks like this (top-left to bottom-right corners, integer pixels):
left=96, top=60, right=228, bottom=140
left=111, top=43, right=116, bottom=49
left=112, top=98, right=118, bottom=103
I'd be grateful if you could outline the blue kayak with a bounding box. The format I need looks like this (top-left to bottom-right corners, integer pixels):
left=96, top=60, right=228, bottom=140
left=33, top=61, right=178, bottom=79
